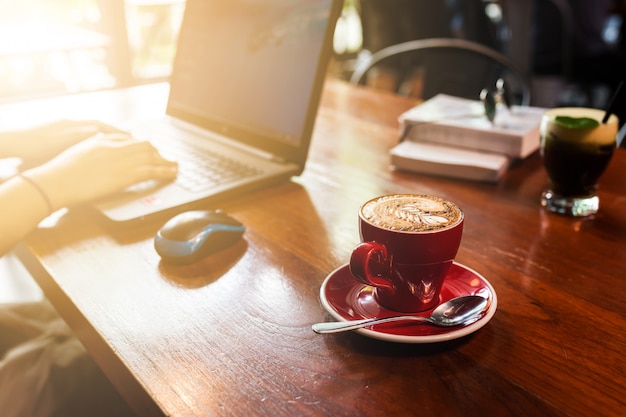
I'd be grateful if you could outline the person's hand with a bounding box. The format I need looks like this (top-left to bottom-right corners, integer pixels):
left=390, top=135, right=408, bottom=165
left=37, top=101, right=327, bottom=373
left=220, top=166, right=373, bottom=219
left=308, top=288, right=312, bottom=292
left=3, top=120, right=125, bottom=169
left=24, top=132, right=178, bottom=211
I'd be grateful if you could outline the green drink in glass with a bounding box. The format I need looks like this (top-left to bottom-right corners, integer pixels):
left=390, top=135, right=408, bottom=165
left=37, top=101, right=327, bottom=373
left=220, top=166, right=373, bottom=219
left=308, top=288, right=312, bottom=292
left=540, top=107, right=618, bottom=216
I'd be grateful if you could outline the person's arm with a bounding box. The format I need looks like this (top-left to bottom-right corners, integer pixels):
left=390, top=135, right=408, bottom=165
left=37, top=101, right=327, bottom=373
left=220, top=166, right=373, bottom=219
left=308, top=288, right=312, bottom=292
left=0, top=120, right=124, bottom=169
left=0, top=174, right=54, bottom=256
left=0, top=133, right=177, bottom=256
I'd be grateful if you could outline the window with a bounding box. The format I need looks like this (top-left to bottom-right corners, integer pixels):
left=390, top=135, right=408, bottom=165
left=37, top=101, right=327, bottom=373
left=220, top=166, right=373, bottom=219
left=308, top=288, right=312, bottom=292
left=0, top=0, right=184, bottom=100
left=125, top=0, right=184, bottom=82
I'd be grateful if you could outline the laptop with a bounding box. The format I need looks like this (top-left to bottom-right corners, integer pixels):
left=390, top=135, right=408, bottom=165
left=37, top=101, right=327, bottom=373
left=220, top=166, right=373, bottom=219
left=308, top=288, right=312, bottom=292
left=94, top=0, right=342, bottom=223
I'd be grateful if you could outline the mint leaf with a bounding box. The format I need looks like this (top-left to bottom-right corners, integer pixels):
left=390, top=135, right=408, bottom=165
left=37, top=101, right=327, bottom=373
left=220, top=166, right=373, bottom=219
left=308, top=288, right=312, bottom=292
left=554, top=116, right=600, bottom=129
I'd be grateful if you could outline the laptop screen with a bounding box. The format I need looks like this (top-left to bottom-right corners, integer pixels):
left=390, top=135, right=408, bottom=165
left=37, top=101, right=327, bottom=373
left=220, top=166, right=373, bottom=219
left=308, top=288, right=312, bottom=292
left=167, top=0, right=340, bottom=164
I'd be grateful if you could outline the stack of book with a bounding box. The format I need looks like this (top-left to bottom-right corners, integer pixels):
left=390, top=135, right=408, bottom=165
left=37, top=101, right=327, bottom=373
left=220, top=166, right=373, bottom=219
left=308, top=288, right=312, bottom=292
left=390, top=94, right=545, bottom=182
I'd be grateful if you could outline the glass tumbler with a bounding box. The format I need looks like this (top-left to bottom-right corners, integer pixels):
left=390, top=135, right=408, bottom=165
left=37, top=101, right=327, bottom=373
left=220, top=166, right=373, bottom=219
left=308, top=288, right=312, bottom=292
left=540, top=107, right=618, bottom=217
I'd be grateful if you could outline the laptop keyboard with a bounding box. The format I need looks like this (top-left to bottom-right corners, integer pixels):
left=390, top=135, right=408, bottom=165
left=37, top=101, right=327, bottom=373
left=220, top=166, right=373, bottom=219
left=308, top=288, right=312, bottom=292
left=157, top=140, right=263, bottom=193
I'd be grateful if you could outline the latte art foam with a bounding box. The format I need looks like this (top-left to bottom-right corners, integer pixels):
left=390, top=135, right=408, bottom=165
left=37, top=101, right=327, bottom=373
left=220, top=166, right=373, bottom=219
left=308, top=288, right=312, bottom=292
left=361, top=195, right=462, bottom=232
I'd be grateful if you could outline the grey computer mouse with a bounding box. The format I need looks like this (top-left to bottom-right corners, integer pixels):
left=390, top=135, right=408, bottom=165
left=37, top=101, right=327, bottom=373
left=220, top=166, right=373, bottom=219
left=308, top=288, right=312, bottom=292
left=154, top=210, right=245, bottom=264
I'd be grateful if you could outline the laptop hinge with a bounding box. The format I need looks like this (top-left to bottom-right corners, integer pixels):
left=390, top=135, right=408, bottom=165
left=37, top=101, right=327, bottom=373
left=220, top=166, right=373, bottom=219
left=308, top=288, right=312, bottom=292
left=171, top=118, right=287, bottom=164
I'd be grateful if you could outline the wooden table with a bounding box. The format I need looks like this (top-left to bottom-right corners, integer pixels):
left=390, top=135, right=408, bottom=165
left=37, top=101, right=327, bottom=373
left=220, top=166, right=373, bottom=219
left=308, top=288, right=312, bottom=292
left=11, top=79, right=626, bottom=417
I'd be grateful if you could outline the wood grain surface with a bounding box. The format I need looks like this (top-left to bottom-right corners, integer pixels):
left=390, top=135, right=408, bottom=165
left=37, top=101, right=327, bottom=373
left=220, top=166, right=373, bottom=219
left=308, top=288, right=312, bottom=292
left=10, top=78, right=626, bottom=417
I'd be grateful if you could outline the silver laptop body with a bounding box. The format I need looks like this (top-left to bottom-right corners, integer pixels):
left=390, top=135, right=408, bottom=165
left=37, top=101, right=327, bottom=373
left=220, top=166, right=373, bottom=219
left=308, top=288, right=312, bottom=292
left=94, top=0, right=342, bottom=223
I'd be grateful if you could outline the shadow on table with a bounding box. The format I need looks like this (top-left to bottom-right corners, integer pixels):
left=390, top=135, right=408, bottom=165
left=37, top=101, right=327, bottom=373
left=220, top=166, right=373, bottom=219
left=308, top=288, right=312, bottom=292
left=156, top=238, right=248, bottom=289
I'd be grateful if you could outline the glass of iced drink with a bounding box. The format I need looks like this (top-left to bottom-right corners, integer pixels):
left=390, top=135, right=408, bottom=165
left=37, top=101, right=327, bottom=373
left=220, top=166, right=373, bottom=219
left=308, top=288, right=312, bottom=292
left=540, top=107, right=618, bottom=216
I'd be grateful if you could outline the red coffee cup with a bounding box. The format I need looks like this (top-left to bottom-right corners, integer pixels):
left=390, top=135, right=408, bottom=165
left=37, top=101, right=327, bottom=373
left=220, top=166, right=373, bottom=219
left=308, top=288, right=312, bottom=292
left=349, top=194, right=464, bottom=312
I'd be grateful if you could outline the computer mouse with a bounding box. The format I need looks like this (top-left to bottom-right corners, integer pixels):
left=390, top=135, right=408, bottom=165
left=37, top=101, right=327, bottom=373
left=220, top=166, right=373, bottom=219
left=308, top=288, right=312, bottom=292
left=154, top=210, right=245, bottom=264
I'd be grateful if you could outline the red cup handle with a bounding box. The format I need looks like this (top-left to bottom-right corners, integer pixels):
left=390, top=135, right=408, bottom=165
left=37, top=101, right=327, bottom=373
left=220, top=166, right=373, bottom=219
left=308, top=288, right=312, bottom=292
left=349, top=242, right=395, bottom=291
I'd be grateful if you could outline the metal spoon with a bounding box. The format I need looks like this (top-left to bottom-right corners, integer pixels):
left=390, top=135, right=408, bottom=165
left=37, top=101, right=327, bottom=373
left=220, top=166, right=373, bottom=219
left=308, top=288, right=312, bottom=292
left=312, top=295, right=488, bottom=334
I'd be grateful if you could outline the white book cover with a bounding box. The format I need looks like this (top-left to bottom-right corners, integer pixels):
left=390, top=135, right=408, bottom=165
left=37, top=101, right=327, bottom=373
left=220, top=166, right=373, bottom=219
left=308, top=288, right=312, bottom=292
left=390, top=141, right=510, bottom=183
left=398, top=94, right=545, bottom=158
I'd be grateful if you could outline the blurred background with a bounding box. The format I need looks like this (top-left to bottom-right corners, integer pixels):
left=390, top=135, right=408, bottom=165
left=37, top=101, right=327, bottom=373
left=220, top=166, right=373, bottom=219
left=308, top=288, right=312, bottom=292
left=0, top=0, right=624, bottom=108
left=0, top=0, right=513, bottom=100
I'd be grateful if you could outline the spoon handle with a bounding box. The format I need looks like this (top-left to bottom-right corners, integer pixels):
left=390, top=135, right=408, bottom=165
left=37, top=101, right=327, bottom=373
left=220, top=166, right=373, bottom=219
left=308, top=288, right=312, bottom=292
left=312, top=315, right=431, bottom=334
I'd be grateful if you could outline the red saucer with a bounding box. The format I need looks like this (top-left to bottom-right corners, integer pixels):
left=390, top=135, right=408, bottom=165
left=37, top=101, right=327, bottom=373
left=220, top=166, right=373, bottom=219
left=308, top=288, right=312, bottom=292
left=319, top=262, right=497, bottom=343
